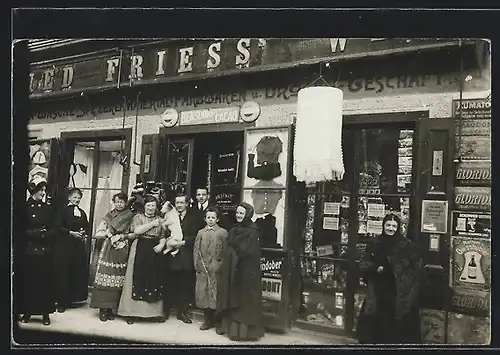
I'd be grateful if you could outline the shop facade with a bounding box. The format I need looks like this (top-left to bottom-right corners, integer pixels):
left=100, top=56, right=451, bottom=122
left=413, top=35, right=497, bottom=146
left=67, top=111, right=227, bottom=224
left=27, top=38, right=491, bottom=343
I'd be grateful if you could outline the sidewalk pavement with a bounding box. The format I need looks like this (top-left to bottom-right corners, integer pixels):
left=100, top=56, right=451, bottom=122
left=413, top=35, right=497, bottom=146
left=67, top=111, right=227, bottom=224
left=14, top=302, right=358, bottom=346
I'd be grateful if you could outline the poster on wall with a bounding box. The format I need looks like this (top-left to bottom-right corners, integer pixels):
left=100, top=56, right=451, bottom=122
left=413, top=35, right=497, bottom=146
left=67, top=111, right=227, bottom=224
left=243, top=188, right=285, bottom=249
left=455, top=136, right=491, bottom=161
left=454, top=186, right=491, bottom=212
left=260, top=254, right=285, bottom=302
left=452, top=237, right=491, bottom=292
left=451, top=211, right=491, bottom=239
left=450, top=287, right=490, bottom=317
left=455, top=160, right=491, bottom=187
left=454, top=119, right=491, bottom=136
left=243, top=126, right=290, bottom=189
left=421, top=200, right=448, bottom=234
left=452, top=99, right=491, bottom=119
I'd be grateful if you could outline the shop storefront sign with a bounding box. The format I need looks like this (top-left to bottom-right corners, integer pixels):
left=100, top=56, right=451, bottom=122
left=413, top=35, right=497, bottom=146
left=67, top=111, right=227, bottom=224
left=180, top=107, right=240, bottom=125
left=451, top=237, right=491, bottom=292
left=260, top=255, right=284, bottom=302
left=29, top=38, right=467, bottom=98
left=160, top=108, right=179, bottom=127
left=450, top=287, right=490, bottom=317
left=455, top=161, right=491, bottom=186
left=454, top=187, right=491, bottom=212
left=239, top=101, right=261, bottom=123
left=455, top=136, right=491, bottom=161
left=421, top=200, right=448, bottom=234
left=452, top=99, right=491, bottom=119
left=455, top=119, right=491, bottom=136
left=451, top=211, right=491, bottom=239
left=30, top=69, right=472, bottom=123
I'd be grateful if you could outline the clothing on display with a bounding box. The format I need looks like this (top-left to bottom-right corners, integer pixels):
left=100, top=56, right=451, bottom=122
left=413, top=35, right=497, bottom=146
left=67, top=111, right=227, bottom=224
left=255, top=214, right=279, bottom=248
left=32, top=151, right=47, bottom=165
left=247, top=136, right=283, bottom=181
left=251, top=189, right=283, bottom=215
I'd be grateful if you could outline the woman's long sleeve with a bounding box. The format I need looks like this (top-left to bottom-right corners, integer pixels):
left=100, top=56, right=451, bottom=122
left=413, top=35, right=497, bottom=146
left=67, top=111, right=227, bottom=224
left=359, top=241, right=378, bottom=280
left=230, top=230, right=259, bottom=259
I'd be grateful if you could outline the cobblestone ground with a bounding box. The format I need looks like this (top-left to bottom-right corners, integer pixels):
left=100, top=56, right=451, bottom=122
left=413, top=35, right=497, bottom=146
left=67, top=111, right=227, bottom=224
left=14, top=302, right=357, bottom=346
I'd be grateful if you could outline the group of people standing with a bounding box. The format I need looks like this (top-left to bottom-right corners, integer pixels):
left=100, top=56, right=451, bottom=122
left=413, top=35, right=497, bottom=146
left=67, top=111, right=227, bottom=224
left=17, top=180, right=264, bottom=342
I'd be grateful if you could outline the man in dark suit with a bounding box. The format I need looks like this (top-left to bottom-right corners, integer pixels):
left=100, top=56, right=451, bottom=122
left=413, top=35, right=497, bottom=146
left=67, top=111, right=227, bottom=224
left=193, top=187, right=232, bottom=231
left=163, top=194, right=204, bottom=324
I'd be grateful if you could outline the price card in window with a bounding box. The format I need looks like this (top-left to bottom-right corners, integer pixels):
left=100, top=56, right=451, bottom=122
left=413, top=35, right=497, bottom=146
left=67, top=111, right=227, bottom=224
left=323, top=217, right=339, bottom=230
left=367, top=220, right=383, bottom=234
left=323, top=202, right=340, bottom=215
left=367, top=203, right=385, bottom=218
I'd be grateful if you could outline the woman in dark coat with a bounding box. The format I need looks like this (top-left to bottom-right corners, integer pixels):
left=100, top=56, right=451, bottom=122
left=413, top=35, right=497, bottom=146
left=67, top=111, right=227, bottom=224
left=216, top=202, right=264, bottom=341
left=356, top=213, right=422, bottom=344
left=53, top=187, right=91, bottom=313
left=17, top=177, right=56, bottom=325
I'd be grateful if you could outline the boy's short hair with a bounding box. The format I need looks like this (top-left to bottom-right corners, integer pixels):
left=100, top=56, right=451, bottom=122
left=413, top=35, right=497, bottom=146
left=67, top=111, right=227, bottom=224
left=205, top=206, right=220, bottom=219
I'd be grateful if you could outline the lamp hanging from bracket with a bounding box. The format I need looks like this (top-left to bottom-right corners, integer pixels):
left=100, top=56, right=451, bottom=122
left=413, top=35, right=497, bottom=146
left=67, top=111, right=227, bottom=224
left=294, top=62, right=345, bottom=184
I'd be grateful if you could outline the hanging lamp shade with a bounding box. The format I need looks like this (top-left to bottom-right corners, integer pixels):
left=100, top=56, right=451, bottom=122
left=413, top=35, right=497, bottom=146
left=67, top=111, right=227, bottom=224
left=294, top=86, right=344, bottom=184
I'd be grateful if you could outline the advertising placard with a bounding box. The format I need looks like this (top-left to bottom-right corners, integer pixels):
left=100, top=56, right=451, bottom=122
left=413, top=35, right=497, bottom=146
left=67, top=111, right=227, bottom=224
left=452, top=99, right=491, bottom=119
left=451, top=211, right=491, bottom=239
left=454, top=187, right=491, bottom=212
left=455, top=160, right=491, bottom=187
left=450, top=287, right=490, bottom=317
left=421, top=200, right=448, bottom=234
left=452, top=237, right=491, bottom=292
left=260, top=254, right=285, bottom=302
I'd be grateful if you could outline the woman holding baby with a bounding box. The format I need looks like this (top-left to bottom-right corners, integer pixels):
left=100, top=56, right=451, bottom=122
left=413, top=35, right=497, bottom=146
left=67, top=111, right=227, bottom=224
left=117, top=195, right=169, bottom=324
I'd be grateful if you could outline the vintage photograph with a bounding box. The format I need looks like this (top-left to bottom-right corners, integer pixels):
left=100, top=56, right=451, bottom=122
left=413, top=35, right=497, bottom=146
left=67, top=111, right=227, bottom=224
left=12, top=32, right=492, bottom=347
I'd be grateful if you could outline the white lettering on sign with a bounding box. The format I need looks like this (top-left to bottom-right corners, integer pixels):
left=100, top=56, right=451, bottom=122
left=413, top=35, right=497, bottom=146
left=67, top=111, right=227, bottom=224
left=29, top=72, right=35, bottom=92
left=43, top=69, right=55, bottom=90
left=129, top=55, right=144, bottom=80
left=178, top=47, right=194, bottom=73
left=261, top=277, right=282, bottom=301
left=61, top=67, right=74, bottom=89
left=106, top=58, right=120, bottom=82
left=236, top=38, right=251, bottom=67
left=207, top=42, right=222, bottom=70
left=330, top=38, right=348, bottom=53
left=260, top=260, right=283, bottom=272
left=180, top=107, right=239, bottom=125
left=156, top=50, right=166, bottom=75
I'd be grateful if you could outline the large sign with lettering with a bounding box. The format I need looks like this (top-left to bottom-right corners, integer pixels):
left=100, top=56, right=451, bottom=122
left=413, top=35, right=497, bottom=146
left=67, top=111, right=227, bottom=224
left=30, top=70, right=472, bottom=123
left=451, top=237, right=491, bottom=292
left=451, top=211, right=491, bottom=239
left=29, top=38, right=472, bottom=98
left=455, top=136, right=491, bottom=161
left=455, top=161, right=491, bottom=187
left=452, top=99, right=491, bottom=119
left=454, top=187, right=491, bottom=212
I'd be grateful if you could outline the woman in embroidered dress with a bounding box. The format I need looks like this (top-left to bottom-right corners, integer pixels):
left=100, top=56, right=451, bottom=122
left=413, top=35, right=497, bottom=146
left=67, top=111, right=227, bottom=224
left=53, top=187, right=91, bottom=313
left=90, top=192, right=135, bottom=322
left=117, top=195, right=168, bottom=324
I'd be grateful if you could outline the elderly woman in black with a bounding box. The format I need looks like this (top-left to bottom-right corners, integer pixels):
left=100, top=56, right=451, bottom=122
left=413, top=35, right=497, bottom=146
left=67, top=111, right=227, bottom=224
left=356, top=213, right=422, bottom=344
left=216, top=202, right=264, bottom=341
left=53, top=187, right=91, bottom=313
left=17, top=176, right=56, bottom=325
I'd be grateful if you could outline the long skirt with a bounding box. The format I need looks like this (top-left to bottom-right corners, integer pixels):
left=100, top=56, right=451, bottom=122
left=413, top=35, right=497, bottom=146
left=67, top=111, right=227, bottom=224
left=117, top=239, right=163, bottom=318
left=17, top=253, right=56, bottom=315
left=53, top=238, right=89, bottom=306
left=217, top=311, right=264, bottom=341
left=90, top=238, right=129, bottom=310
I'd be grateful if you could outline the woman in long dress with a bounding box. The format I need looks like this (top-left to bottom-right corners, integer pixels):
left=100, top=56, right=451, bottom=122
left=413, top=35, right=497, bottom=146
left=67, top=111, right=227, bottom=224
left=216, top=202, right=264, bottom=341
left=17, top=177, right=56, bottom=325
left=53, top=187, right=91, bottom=313
left=90, top=192, right=135, bottom=322
left=356, top=213, right=422, bottom=344
left=117, top=195, right=168, bottom=324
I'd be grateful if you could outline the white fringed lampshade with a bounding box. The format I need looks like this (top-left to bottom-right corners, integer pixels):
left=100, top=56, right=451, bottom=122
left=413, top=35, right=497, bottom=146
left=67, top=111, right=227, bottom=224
left=294, top=86, right=344, bottom=184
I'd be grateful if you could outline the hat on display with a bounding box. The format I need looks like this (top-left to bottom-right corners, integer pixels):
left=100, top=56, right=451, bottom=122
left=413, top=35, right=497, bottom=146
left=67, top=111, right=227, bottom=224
left=33, top=151, right=47, bottom=165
